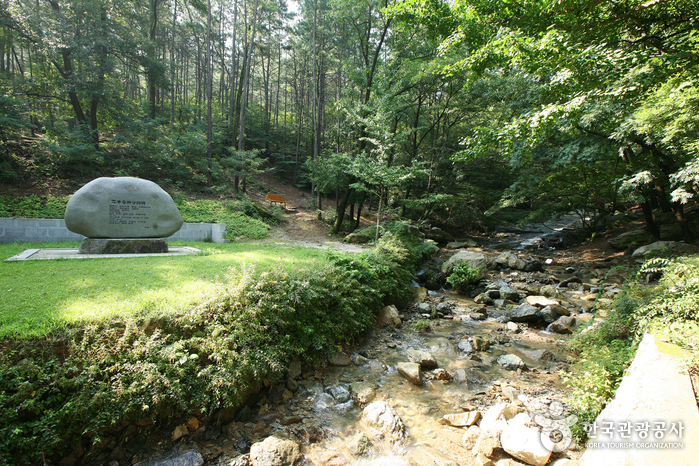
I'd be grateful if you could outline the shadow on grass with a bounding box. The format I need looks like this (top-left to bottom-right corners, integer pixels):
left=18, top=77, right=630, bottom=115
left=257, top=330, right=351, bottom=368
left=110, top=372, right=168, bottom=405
left=0, top=241, right=329, bottom=338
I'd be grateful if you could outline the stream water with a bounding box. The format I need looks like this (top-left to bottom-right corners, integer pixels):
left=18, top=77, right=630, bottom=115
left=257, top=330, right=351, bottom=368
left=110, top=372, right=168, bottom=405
left=285, top=290, right=576, bottom=466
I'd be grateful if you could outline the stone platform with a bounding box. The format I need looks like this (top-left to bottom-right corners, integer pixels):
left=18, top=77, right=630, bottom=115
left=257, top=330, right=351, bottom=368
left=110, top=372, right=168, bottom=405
left=5, top=246, right=202, bottom=261
left=79, top=238, right=169, bottom=254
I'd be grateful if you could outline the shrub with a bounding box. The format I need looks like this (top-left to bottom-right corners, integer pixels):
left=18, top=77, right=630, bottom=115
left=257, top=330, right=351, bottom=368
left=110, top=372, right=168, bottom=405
left=446, top=262, right=484, bottom=293
left=0, top=232, right=423, bottom=463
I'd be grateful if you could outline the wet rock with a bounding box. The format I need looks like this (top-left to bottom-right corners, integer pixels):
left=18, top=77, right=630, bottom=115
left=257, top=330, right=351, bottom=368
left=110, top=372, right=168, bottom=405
left=497, top=354, right=526, bottom=371
left=500, top=424, right=552, bottom=466
left=499, top=286, right=521, bottom=301
left=472, top=428, right=502, bottom=458
left=447, top=240, right=478, bottom=249
left=269, top=384, right=292, bottom=404
left=326, top=384, right=351, bottom=403
left=547, top=316, right=576, bottom=334
left=369, top=360, right=388, bottom=374
left=348, top=432, right=373, bottom=456
left=432, top=368, right=451, bottom=380
left=436, top=302, right=452, bottom=314
left=502, top=385, right=521, bottom=403
left=249, top=436, right=302, bottom=466
left=480, top=403, right=525, bottom=429
left=377, top=305, right=402, bottom=328
left=286, top=377, right=298, bottom=391
left=230, top=455, right=252, bottom=466
left=539, top=285, right=560, bottom=298
left=350, top=381, right=378, bottom=407
left=452, top=369, right=468, bottom=385
left=442, top=251, right=489, bottom=275
left=509, top=304, right=540, bottom=323
left=136, top=451, right=204, bottom=466
left=315, top=392, right=337, bottom=409
left=412, top=287, right=428, bottom=303
left=204, top=424, right=221, bottom=441
left=505, top=322, right=521, bottom=333
left=462, top=425, right=481, bottom=450
left=171, top=425, right=188, bottom=442
left=458, top=338, right=475, bottom=354
left=328, top=352, right=351, bottom=366
left=407, top=348, right=438, bottom=369
left=474, top=294, right=494, bottom=305
left=288, top=360, right=302, bottom=379
left=397, top=362, right=422, bottom=385
left=417, top=302, right=433, bottom=314
left=608, top=229, right=653, bottom=249
left=470, top=311, right=488, bottom=321
left=472, top=336, right=491, bottom=351
left=439, top=411, right=481, bottom=427
left=186, top=417, right=199, bottom=431
left=351, top=353, right=368, bottom=365
left=486, top=289, right=502, bottom=299
left=525, top=296, right=559, bottom=307
left=632, top=241, right=683, bottom=258
left=540, top=350, right=558, bottom=362
left=537, top=306, right=559, bottom=324
left=361, top=401, right=407, bottom=445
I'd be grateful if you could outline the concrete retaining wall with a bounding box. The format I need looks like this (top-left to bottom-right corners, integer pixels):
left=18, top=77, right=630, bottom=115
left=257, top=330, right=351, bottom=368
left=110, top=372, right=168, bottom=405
left=0, top=218, right=226, bottom=243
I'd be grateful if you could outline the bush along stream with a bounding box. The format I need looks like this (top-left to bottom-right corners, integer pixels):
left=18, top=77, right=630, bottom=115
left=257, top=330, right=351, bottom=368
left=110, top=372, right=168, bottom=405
left=3, top=224, right=674, bottom=466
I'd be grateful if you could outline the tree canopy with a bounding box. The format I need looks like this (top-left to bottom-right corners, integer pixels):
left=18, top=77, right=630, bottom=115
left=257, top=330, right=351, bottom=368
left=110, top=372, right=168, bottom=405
left=1, top=0, right=697, bottom=238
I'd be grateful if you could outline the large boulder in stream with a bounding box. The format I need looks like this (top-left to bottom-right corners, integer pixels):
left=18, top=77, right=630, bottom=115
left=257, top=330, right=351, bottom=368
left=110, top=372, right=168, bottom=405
left=376, top=305, right=402, bottom=328
left=441, top=251, right=489, bottom=275
left=509, top=304, right=540, bottom=323
left=249, top=436, right=302, bottom=466
left=360, top=401, right=407, bottom=445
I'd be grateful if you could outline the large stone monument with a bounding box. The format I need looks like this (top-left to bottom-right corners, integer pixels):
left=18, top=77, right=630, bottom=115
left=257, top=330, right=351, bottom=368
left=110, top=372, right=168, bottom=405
left=65, top=177, right=184, bottom=254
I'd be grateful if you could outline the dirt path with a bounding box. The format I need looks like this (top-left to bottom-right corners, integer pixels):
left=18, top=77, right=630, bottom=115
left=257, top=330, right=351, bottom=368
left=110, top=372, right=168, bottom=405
left=248, top=174, right=370, bottom=253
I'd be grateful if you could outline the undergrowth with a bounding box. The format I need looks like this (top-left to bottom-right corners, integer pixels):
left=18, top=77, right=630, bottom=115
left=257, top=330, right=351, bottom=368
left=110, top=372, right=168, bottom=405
left=566, top=257, right=699, bottom=442
left=0, top=231, right=429, bottom=464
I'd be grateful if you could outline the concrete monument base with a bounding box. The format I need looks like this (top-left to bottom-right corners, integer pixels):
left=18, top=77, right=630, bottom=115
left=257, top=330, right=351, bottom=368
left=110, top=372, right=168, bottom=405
left=79, top=238, right=169, bottom=254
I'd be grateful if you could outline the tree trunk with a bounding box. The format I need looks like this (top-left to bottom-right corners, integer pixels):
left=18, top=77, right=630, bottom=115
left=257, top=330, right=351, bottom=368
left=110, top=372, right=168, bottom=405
left=330, top=187, right=352, bottom=235
left=206, top=0, right=213, bottom=186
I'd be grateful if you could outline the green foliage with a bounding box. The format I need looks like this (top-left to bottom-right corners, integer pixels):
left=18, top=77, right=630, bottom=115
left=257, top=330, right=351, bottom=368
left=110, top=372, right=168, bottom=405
left=445, top=262, right=483, bottom=293
left=564, top=263, right=681, bottom=442
left=0, top=195, right=70, bottom=218
left=0, top=232, right=423, bottom=463
left=411, top=319, right=431, bottom=331
left=174, top=198, right=271, bottom=240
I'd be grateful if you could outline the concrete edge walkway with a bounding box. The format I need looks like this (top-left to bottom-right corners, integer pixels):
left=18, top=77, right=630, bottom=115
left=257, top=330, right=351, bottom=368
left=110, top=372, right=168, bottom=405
left=4, top=246, right=203, bottom=261
left=580, top=332, right=699, bottom=466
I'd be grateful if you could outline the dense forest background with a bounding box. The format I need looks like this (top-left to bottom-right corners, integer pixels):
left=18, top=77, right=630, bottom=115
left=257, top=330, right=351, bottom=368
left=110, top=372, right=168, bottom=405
left=0, top=0, right=697, bottom=238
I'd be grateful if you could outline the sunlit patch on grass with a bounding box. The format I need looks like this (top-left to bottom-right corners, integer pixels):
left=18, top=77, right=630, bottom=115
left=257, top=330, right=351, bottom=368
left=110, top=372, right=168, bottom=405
left=0, top=241, right=331, bottom=338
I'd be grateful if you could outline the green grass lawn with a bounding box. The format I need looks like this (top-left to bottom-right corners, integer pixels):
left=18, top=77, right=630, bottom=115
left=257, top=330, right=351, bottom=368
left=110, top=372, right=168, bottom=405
left=0, top=241, right=329, bottom=339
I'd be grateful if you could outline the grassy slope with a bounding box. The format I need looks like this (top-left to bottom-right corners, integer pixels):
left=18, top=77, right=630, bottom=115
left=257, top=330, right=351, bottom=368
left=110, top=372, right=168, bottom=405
left=0, top=241, right=327, bottom=338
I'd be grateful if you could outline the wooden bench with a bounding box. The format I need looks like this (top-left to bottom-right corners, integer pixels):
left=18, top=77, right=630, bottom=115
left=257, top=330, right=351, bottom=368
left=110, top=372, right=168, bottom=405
left=266, top=193, right=286, bottom=207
